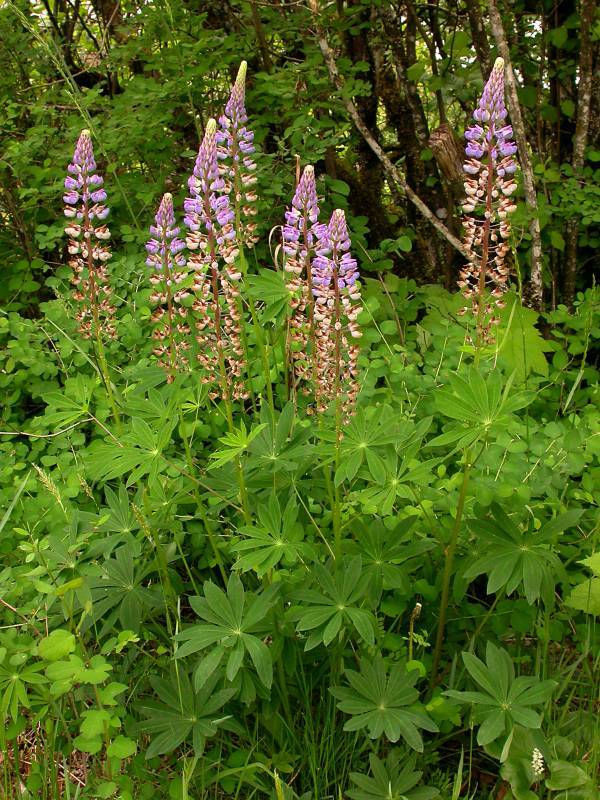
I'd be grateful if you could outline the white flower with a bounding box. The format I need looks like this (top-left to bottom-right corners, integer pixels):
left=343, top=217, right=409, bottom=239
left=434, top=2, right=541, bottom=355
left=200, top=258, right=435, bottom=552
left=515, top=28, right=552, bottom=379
left=531, top=748, right=545, bottom=777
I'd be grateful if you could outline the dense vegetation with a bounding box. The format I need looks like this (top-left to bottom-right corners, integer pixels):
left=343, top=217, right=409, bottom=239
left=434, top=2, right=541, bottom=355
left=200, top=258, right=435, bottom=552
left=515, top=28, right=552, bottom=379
left=0, top=1, right=598, bottom=798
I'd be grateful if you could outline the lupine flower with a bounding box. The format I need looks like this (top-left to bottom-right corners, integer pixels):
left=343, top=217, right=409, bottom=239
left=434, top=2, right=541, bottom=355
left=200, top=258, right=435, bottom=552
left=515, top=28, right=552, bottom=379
left=282, top=165, right=321, bottom=391
left=63, top=129, right=116, bottom=338
left=458, top=57, right=518, bottom=341
left=184, top=118, right=247, bottom=399
left=146, top=193, right=190, bottom=381
left=311, top=209, right=362, bottom=417
left=216, top=61, right=258, bottom=250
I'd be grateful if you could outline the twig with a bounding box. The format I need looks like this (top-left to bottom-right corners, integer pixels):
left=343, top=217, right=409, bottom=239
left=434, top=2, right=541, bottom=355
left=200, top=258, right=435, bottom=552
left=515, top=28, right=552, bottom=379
left=563, top=0, right=594, bottom=307
left=308, top=0, right=468, bottom=259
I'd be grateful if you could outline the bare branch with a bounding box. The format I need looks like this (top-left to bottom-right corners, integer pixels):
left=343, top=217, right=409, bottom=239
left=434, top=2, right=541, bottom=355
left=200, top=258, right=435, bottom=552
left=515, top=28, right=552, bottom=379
left=564, top=0, right=595, bottom=307
left=308, top=0, right=468, bottom=259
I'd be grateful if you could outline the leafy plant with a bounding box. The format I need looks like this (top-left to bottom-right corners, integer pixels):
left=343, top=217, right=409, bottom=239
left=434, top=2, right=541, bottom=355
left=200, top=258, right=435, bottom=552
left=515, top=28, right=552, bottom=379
left=175, top=574, right=278, bottom=691
left=446, top=643, right=556, bottom=746
left=134, top=669, right=235, bottom=758
left=348, top=751, right=439, bottom=800
left=330, top=656, right=438, bottom=751
left=463, top=504, right=583, bottom=605
left=289, top=556, right=376, bottom=650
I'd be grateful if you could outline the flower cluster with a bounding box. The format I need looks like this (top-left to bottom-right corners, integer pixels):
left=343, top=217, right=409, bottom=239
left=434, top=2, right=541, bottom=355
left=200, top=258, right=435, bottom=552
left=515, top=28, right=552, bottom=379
left=146, top=193, right=190, bottom=381
left=63, top=130, right=116, bottom=339
left=458, top=57, right=518, bottom=340
left=217, top=61, right=258, bottom=250
left=184, top=118, right=246, bottom=399
left=283, top=165, right=320, bottom=390
left=312, top=209, right=362, bottom=416
left=531, top=748, right=545, bottom=778
left=61, top=64, right=362, bottom=417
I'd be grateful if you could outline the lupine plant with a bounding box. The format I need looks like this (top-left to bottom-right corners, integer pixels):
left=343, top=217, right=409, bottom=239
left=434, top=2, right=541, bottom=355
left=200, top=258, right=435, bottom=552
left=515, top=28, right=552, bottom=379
left=0, top=54, right=596, bottom=800
left=458, top=57, right=518, bottom=345
left=146, top=192, right=190, bottom=381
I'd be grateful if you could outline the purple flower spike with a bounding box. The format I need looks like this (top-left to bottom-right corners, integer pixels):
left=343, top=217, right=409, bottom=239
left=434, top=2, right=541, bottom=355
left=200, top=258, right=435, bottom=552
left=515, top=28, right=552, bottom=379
left=458, top=58, right=519, bottom=342
left=313, top=210, right=359, bottom=293
left=282, top=165, right=322, bottom=394
left=216, top=61, right=259, bottom=249
left=311, top=209, right=362, bottom=418
left=283, top=165, right=320, bottom=272
left=185, top=119, right=238, bottom=267
left=63, top=129, right=116, bottom=339
left=147, top=193, right=190, bottom=380
left=184, top=119, right=247, bottom=401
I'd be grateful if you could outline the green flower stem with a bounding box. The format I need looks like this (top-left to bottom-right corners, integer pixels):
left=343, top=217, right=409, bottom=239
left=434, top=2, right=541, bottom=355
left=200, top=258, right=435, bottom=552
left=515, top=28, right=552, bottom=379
left=133, top=503, right=177, bottom=637
left=180, top=417, right=227, bottom=583
left=93, top=332, right=120, bottom=428
left=467, top=593, right=500, bottom=653
left=238, top=244, right=276, bottom=424
left=82, top=184, right=120, bottom=430
left=333, top=261, right=343, bottom=563
left=431, top=449, right=472, bottom=687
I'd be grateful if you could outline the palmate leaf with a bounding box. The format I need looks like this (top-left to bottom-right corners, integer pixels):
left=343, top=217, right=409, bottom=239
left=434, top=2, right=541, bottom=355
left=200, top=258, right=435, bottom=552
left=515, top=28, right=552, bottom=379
left=39, top=375, right=97, bottom=428
left=347, top=517, right=434, bottom=604
left=245, top=268, right=291, bottom=321
left=288, top=556, right=376, bottom=650
left=445, top=643, right=555, bottom=746
left=208, top=421, right=268, bottom=470
left=175, top=574, right=278, bottom=690
left=84, top=544, right=162, bottom=636
left=358, top=448, right=441, bottom=517
left=246, top=402, right=312, bottom=477
left=463, top=503, right=583, bottom=605
left=0, top=661, right=47, bottom=722
left=333, top=410, right=433, bottom=487
left=85, top=416, right=176, bottom=484
left=134, top=669, right=235, bottom=759
left=429, top=368, right=533, bottom=449
left=348, top=751, right=439, bottom=800
left=330, top=656, right=438, bottom=752
left=232, top=492, right=315, bottom=576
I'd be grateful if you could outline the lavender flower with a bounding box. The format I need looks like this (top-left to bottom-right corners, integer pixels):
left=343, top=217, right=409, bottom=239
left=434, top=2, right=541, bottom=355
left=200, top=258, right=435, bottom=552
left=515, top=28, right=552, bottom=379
left=216, top=61, right=258, bottom=250
left=312, top=209, right=362, bottom=417
left=282, top=165, right=321, bottom=392
left=185, top=119, right=246, bottom=399
left=146, top=193, right=190, bottom=380
left=63, top=129, right=116, bottom=339
left=458, top=57, right=518, bottom=341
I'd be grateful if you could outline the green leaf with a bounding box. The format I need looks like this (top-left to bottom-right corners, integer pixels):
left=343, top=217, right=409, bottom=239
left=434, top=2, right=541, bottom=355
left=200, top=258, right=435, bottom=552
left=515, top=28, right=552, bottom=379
left=497, top=297, right=551, bottom=380
left=550, top=230, right=565, bottom=251
left=462, top=652, right=498, bottom=698
left=565, top=578, right=600, bottom=616
left=176, top=575, right=276, bottom=688
left=446, top=646, right=555, bottom=746
left=330, top=657, right=437, bottom=751
left=134, top=670, right=235, bottom=758
left=38, top=630, right=75, bottom=662
left=107, top=735, right=137, bottom=759
left=546, top=761, right=590, bottom=790
left=477, top=709, right=506, bottom=745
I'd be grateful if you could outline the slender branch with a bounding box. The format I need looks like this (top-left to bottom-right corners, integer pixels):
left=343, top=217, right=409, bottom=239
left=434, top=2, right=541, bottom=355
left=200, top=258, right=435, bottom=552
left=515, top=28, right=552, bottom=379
left=465, top=0, right=492, bottom=77
left=249, top=0, right=273, bottom=72
left=308, top=0, right=468, bottom=259
left=563, top=0, right=594, bottom=308
left=487, top=0, right=544, bottom=311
